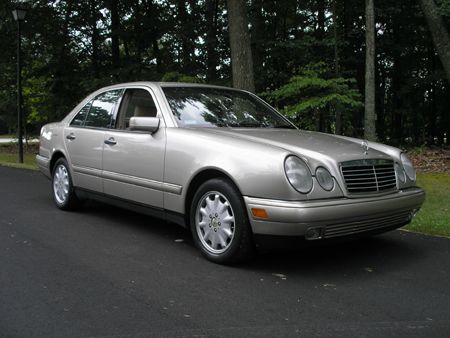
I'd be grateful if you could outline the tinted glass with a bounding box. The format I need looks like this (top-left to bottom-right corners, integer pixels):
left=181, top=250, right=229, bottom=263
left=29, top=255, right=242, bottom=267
left=124, top=89, right=157, bottom=119
left=70, top=100, right=92, bottom=126
left=162, top=87, right=294, bottom=128
left=84, top=90, right=122, bottom=128
left=115, top=89, right=158, bottom=129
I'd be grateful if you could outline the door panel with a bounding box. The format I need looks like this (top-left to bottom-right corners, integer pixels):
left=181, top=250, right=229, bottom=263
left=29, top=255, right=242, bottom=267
left=64, top=89, right=123, bottom=192
left=64, top=127, right=105, bottom=191
left=102, top=129, right=166, bottom=207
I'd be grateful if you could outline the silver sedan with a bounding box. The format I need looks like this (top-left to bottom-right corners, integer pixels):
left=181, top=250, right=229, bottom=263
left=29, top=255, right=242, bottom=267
left=37, top=82, right=425, bottom=263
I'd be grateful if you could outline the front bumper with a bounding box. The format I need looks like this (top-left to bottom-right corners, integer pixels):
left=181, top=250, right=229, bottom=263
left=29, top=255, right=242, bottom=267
left=244, top=187, right=425, bottom=238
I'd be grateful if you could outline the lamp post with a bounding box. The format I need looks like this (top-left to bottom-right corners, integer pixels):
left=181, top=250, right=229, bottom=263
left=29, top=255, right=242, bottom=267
left=12, top=7, right=27, bottom=163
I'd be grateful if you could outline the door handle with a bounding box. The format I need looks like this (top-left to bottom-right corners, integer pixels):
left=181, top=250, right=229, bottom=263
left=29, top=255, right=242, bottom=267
left=104, top=137, right=117, bottom=146
left=66, top=133, right=76, bottom=140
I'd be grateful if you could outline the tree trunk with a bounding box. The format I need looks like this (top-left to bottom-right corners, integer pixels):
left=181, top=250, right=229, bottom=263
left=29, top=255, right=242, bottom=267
left=333, top=0, right=342, bottom=135
left=317, top=0, right=326, bottom=132
left=205, top=0, right=219, bottom=82
left=176, top=0, right=195, bottom=73
left=427, top=39, right=437, bottom=144
left=391, top=19, right=402, bottom=144
left=250, top=0, right=264, bottom=91
left=419, top=0, right=450, bottom=85
left=90, top=0, right=100, bottom=78
left=364, top=0, right=377, bottom=141
left=108, top=0, right=120, bottom=68
left=226, top=0, right=255, bottom=92
left=152, top=39, right=162, bottom=75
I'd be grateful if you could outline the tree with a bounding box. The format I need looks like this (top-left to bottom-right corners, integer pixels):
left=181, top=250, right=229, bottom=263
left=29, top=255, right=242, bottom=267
left=226, top=0, right=255, bottom=92
left=107, top=0, right=120, bottom=68
left=419, top=0, right=450, bottom=85
left=205, top=0, right=219, bottom=82
left=364, top=0, right=377, bottom=141
left=265, top=63, right=363, bottom=133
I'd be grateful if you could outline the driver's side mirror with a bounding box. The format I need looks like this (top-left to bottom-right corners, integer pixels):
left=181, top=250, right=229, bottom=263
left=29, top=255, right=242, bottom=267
left=129, top=117, right=160, bottom=133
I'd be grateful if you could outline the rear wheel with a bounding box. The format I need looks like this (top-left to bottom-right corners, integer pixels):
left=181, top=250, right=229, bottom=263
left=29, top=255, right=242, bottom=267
left=190, top=178, right=254, bottom=264
left=52, top=158, right=80, bottom=210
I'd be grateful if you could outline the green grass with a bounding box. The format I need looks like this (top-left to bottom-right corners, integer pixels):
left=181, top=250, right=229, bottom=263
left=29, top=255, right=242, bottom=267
left=0, top=152, right=38, bottom=170
left=406, top=173, right=450, bottom=237
left=0, top=134, right=14, bottom=139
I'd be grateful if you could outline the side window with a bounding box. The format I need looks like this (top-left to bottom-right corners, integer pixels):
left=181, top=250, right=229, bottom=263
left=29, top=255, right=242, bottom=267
left=70, top=100, right=92, bottom=126
left=116, top=89, right=158, bottom=130
left=84, top=89, right=123, bottom=128
left=70, top=89, right=123, bottom=128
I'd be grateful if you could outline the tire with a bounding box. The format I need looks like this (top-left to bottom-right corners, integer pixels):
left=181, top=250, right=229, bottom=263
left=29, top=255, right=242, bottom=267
left=190, top=178, right=255, bottom=264
left=51, top=158, right=80, bottom=210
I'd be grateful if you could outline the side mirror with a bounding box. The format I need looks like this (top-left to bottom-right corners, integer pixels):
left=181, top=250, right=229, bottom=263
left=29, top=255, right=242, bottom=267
left=129, top=117, right=160, bottom=133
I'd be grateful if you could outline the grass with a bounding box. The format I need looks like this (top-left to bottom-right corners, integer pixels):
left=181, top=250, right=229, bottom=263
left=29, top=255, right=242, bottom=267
left=406, top=173, right=450, bottom=237
left=0, top=146, right=448, bottom=237
left=0, top=152, right=38, bottom=170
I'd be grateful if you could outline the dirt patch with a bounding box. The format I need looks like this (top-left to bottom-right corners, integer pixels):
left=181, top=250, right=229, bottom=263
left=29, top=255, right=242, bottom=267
left=407, top=148, right=450, bottom=174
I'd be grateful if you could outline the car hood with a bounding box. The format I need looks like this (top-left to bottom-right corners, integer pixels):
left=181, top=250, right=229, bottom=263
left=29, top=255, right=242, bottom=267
left=197, top=128, right=392, bottom=164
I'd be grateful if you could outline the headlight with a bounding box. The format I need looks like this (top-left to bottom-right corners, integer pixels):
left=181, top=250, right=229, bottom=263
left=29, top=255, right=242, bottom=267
left=284, top=156, right=313, bottom=193
left=395, top=162, right=406, bottom=184
left=315, top=167, right=334, bottom=191
left=400, top=153, right=416, bottom=181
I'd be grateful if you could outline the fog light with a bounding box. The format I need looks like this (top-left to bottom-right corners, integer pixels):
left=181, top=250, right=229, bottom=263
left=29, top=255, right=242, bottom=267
left=305, top=227, right=324, bottom=240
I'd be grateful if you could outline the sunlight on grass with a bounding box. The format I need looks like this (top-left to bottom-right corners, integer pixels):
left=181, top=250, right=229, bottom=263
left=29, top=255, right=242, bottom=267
left=406, top=173, right=450, bottom=237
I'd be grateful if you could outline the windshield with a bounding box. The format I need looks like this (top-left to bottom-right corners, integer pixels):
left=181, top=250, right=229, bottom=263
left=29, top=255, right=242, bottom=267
left=162, top=87, right=295, bottom=129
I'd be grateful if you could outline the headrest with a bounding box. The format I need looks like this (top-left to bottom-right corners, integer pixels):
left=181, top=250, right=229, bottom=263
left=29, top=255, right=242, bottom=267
left=134, top=105, right=157, bottom=117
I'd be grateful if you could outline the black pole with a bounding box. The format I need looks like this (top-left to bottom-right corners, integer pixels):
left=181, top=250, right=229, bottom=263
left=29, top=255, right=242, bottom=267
left=17, top=19, right=23, bottom=163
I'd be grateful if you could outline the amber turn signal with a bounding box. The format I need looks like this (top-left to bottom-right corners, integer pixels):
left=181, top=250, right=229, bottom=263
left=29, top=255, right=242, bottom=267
left=251, top=208, right=268, bottom=219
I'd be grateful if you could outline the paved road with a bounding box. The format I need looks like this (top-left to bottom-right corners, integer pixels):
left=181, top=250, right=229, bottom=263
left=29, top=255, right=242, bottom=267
left=1, top=166, right=449, bottom=337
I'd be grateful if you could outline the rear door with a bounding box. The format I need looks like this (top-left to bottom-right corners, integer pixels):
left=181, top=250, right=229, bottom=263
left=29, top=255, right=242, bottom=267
left=102, top=87, right=166, bottom=208
left=64, top=89, right=123, bottom=191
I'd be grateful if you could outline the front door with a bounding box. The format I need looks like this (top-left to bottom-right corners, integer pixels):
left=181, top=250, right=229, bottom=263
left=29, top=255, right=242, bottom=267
left=102, top=87, right=166, bottom=208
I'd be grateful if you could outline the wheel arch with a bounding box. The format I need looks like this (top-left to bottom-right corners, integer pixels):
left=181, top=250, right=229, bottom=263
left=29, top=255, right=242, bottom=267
left=49, top=151, right=67, bottom=174
left=184, top=168, right=243, bottom=224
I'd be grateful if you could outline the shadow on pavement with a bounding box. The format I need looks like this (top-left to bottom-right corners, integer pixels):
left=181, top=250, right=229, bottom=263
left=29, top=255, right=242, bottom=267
left=77, top=199, right=424, bottom=277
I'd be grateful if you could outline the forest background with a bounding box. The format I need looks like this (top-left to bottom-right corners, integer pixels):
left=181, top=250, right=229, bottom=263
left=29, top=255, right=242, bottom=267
left=0, top=0, right=449, bottom=147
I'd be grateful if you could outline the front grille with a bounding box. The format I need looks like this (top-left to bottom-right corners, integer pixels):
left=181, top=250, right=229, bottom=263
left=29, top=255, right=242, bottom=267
left=341, top=159, right=397, bottom=194
left=324, top=210, right=412, bottom=238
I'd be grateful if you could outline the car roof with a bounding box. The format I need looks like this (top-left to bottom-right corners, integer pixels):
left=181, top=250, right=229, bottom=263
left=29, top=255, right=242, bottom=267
left=96, top=81, right=245, bottom=92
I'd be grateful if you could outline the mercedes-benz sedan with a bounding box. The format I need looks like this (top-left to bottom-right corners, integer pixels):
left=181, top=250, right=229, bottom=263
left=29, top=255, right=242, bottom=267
left=37, top=82, right=425, bottom=263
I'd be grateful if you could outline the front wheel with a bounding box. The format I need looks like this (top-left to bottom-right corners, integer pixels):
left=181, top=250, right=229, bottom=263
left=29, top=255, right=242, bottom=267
left=52, top=158, right=80, bottom=210
left=190, top=178, right=254, bottom=264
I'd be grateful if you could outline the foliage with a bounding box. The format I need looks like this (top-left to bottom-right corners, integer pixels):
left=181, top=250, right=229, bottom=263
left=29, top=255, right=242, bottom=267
left=0, top=0, right=449, bottom=146
left=437, top=0, right=450, bottom=16
left=161, top=72, right=205, bottom=84
left=264, top=63, right=363, bottom=132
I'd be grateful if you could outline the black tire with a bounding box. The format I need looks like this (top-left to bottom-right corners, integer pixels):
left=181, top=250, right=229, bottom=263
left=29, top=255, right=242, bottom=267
left=190, top=178, right=255, bottom=264
left=51, top=158, right=80, bottom=210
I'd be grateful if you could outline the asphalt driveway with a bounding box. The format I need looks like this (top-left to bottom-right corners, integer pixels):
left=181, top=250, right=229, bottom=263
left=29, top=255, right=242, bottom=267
left=1, top=166, right=449, bottom=337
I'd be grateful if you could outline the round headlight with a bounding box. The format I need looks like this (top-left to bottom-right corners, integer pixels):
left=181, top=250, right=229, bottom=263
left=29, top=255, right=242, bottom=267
left=284, top=156, right=313, bottom=193
left=395, top=162, right=406, bottom=184
left=400, top=153, right=416, bottom=181
left=315, top=167, right=334, bottom=191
